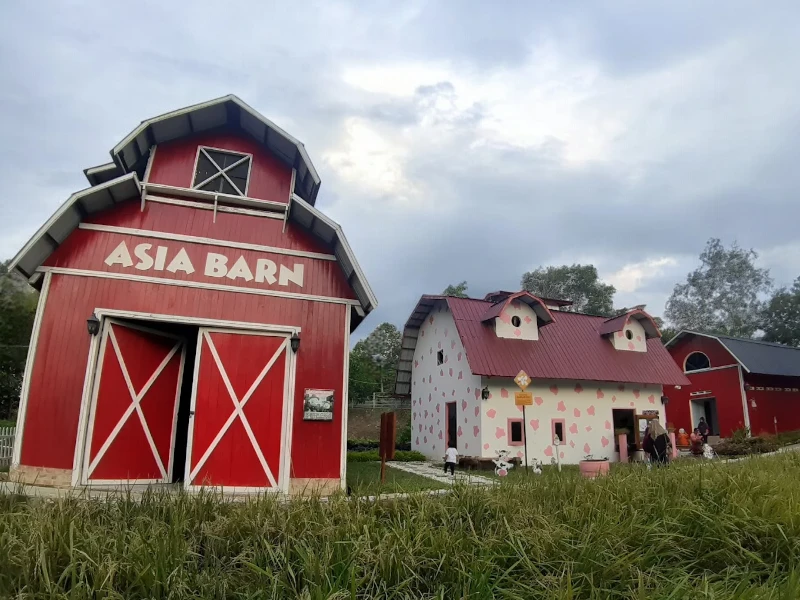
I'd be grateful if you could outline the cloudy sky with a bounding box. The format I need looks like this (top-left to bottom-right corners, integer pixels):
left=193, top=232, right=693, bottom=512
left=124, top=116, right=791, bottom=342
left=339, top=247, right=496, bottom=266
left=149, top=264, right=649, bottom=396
left=2, top=1, right=799, bottom=340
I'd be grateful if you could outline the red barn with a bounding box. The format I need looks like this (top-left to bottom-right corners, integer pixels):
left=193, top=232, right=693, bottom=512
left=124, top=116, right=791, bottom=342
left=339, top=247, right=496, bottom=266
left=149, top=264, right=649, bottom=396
left=7, top=95, right=376, bottom=494
left=665, top=331, right=800, bottom=438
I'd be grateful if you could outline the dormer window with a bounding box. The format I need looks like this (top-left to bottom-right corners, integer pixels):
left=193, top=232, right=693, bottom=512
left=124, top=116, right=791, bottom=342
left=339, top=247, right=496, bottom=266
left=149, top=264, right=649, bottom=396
left=511, top=316, right=521, bottom=327
left=192, top=147, right=251, bottom=197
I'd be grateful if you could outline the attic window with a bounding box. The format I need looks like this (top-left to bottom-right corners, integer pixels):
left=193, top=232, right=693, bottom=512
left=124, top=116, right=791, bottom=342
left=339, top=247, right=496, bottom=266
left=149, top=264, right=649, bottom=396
left=192, top=147, right=251, bottom=196
left=684, top=352, right=710, bottom=372
left=437, top=350, right=444, bottom=365
left=511, top=316, right=521, bottom=327
left=625, top=330, right=633, bottom=340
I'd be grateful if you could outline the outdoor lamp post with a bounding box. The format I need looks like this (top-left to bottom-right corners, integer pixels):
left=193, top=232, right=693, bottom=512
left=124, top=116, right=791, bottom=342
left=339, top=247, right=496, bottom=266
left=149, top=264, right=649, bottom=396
left=86, top=313, right=100, bottom=336
left=373, top=354, right=384, bottom=393
left=290, top=332, right=301, bottom=353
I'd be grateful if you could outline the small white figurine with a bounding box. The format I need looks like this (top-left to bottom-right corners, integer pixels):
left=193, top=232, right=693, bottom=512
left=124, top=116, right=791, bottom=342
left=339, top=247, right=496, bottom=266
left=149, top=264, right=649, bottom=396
left=492, top=449, right=515, bottom=477
left=530, top=458, right=543, bottom=475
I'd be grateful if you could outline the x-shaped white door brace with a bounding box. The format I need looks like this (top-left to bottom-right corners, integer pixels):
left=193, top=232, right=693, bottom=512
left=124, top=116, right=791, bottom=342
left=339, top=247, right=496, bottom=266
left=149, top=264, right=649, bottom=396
left=88, top=326, right=183, bottom=479
left=189, top=332, right=287, bottom=487
left=192, top=148, right=250, bottom=196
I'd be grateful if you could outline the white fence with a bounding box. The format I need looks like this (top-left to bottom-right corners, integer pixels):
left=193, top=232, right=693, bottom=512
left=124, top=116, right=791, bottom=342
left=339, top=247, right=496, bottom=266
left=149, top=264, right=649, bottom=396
left=0, top=426, right=14, bottom=468
left=349, top=395, right=410, bottom=411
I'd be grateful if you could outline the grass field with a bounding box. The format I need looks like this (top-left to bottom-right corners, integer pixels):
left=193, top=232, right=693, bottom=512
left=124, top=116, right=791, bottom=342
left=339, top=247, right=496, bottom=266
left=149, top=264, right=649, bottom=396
left=347, top=461, right=446, bottom=495
left=3, top=453, right=800, bottom=598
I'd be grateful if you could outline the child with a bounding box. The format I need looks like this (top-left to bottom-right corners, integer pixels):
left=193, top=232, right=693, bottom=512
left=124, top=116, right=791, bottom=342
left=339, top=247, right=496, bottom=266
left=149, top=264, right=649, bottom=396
left=444, top=445, right=458, bottom=477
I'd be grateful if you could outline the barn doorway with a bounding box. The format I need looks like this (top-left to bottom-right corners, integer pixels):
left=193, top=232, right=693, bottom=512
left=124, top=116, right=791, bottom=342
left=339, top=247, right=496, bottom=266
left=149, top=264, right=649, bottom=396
left=445, top=401, right=457, bottom=448
left=691, top=398, right=719, bottom=436
left=81, top=318, right=199, bottom=485
left=612, top=409, right=635, bottom=453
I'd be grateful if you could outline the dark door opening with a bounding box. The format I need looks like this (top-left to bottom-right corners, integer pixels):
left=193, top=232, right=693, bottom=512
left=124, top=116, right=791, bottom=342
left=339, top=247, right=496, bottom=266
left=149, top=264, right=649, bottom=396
left=612, top=409, right=636, bottom=453
left=446, top=401, right=457, bottom=449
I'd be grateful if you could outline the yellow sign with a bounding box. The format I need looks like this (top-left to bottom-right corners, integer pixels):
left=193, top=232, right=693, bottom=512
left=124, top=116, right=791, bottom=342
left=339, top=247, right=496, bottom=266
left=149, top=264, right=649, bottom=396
left=515, top=392, right=533, bottom=406
left=514, top=370, right=530, bottom=391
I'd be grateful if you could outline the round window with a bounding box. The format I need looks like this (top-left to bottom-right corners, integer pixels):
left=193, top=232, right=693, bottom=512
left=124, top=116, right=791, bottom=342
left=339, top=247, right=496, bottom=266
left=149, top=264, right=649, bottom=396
left=684, top=352, right=710, bottom=372
left=625, top=329, right=633, bottom=340
left=511, top=316, right=521, bottom=327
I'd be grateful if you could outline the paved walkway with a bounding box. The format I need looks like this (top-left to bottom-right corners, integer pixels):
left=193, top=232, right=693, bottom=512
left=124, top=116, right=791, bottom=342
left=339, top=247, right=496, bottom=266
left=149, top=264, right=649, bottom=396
left=388, top=461, right=496, bottom=486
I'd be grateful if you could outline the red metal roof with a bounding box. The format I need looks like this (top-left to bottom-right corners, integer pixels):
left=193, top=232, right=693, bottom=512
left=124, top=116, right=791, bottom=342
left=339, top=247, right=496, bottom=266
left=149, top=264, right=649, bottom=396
left=445, top=297, right=690, bottom=386
left=479, top=291, right=555, bottom=324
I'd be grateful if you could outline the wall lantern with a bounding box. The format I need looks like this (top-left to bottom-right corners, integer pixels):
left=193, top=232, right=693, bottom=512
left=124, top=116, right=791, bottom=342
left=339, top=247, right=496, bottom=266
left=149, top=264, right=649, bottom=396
left=290, top=332, right=301, bottom=353
left=750, top=399, right=757, bottom=408
left=481, top=387, right=490, bottom=400
left=660, top=395, right=669, bottom=406
left=86, top=313, right=100, bottom=336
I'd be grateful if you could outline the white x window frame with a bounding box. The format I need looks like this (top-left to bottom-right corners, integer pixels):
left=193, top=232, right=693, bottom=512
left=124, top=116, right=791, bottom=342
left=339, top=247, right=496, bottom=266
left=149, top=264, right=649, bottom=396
left=83, top=320, right=185, bottom=484
left=191, top=146, right=252, bottom=197
left=186, top=330, right=290, bottom=491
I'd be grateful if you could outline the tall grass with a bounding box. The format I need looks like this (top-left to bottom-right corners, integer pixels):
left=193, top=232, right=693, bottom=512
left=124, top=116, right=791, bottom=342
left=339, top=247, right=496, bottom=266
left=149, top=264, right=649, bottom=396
left=3, top=454, right=800, bottom=598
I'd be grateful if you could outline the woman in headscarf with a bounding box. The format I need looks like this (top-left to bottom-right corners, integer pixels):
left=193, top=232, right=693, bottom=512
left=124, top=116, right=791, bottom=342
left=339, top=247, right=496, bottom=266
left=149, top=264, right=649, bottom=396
left=648, top=419, right=671, bottom=465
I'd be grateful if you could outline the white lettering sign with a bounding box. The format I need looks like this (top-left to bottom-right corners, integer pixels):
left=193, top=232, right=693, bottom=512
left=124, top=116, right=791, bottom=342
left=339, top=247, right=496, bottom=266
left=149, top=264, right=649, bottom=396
left=104, top=241, right=304, bottom=288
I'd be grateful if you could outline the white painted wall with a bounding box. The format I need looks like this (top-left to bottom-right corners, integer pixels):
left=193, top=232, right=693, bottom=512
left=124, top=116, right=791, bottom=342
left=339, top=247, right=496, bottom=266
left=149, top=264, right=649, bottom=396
left=611, top=318, right=647, bottom=353
left=410, top=303, right=483, bottom=459
left=479, top=378, right=666, bottom=464
left=494, top=299, right=539, bottom=340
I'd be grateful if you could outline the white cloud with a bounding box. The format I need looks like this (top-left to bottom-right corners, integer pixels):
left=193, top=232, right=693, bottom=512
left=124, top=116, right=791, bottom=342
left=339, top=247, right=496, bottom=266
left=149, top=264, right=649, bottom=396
left=605, top=257, right=678, bottom=293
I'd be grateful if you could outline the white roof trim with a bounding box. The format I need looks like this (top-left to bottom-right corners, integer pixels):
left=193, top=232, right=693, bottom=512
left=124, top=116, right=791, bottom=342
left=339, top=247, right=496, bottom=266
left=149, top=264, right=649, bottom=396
left=111, top=94, right=320, bottom=188
left=9, top=173, right=142, bottom=277
left=288, top=193, right=378, bottom=315
left=665, top=330, right=751, bottom=373
left=84, top=162, right=117, bottom=175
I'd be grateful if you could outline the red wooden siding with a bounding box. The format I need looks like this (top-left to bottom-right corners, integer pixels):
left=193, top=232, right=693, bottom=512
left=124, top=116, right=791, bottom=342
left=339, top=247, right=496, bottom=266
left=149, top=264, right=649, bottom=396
left=86, top=201, right=332, bottom=256
left=148, top=133, right=293, bottom=204
left=20, top=274, right=346, bottom=481
left=665, top=366, right=746, bottom=437
left=45, top=229, right=356, bottom=300
left=742, top=373, right=800, bottom=435
left=668, top=336, right=737, bottom=371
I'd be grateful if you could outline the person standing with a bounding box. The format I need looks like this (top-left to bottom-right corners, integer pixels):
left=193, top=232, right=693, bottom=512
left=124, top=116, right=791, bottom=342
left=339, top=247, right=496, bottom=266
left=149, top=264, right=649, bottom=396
left=697, top=417, right=710, bottom=443
left=444, top=445, right=458, bottom=477
left=648, top=420, right=671, bottom=464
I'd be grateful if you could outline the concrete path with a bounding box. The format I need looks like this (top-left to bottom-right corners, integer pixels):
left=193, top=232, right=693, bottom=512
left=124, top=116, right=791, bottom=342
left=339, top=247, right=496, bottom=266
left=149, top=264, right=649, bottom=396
left=388, top=461, right=496, bottom=486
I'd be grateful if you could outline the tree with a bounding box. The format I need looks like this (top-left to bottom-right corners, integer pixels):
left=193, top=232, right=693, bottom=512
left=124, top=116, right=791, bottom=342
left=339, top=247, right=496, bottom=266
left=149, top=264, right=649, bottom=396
left=0, top=260, right=38, bottom=420
left=665, top=238, right=772, bottom=338
left=762, top=277, right=800, bottom=346
left=442, top=281, right=469, bottom=298
left=348, top=322, right=402, bottom=401
left=521, top=264, right=615, bottom=315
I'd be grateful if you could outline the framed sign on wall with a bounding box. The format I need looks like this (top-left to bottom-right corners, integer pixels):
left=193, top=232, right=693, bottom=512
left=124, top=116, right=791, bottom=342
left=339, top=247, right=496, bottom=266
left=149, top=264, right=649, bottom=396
left=303, top=389, right=334, bottom=421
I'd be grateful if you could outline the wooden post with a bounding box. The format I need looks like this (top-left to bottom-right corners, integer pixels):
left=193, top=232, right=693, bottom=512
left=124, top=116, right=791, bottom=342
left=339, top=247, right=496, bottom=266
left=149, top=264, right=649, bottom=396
left=522, top=405, right=529, bottom=474
left=379, top=411, right=397, bottom=484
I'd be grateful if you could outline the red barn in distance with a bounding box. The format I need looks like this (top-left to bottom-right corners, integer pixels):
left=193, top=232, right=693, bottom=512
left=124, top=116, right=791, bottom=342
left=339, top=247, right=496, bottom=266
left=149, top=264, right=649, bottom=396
left=665, top=331, right=800, bottom=438
left=8, top=95, right=376, bottom=495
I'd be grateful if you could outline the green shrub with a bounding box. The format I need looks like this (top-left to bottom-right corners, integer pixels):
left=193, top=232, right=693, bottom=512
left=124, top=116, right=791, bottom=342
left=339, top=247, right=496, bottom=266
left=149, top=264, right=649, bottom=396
left=347, top=450, right=426, bottom=462
left=396, top=419, right=412, bottom=446
left=775, top=429, right=800, bottom=446
left=730, top=426, right=750, bottom=442
left=715, top=435, right=779, bottom=456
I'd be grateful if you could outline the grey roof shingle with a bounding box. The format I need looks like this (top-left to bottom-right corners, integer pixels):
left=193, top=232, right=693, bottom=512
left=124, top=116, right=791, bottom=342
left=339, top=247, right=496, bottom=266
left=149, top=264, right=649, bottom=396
left=714, top=335, right=800, bottom=377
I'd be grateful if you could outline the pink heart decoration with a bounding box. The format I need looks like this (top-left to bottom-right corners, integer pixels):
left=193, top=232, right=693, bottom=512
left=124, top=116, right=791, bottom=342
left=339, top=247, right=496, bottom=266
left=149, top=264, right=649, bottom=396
left=628, top=341, right=635, bottom=350
left=601, top=437, right=610, bottom=447
left=514, top=328, right=522, bottom=337
left=605, top=420, right=612, bottom=430
left=584, top=443, right=591, bottom=454
left=465, top=443, right=469, bottom=449
left=573, top=408, right=581, bottom=418
left=449, top=368, right=453, bottom=377
left=587, top=405, right=595, bottom=416
left=474, top=389, right=480, bottom=400
left=557, top=401, right=566, bottom=412
left=550, top=385, right=559, bottom=395
left=585, top=425, right=592, bottom=432
left=440, top=369, right=444, bottom=377
left=629, top=402, right=635, bottom=407
left=437, top=419, right=440, bottom=426
left=438, top=431, right=443, bottom=439
left=418, top=424, right=422, bottom=432
left=530, top=419, right=539, bottom=431
left=560, top=452, right=565, bottom=459
left=517, top=450, right=524, bottom=458
left=544, top=446, right=554, bottom=457
left=424, top=410, right=428, bottom=418
left=415, top=437, right=419, bottom=445
left=445, top=355, right=449, bottom=363
left=633, top=389, right=640, bottom=399
left=436, top=404, right=440, bottom=413
left=501, top=388, right=509, bottom=398
left=458, top=371, right=463, bottom=380
left=484, top=443, right=490, bottom=450
left=495, top=427, right=505, bottom=439
left=570, top=441, right=575, bottom=448
left=648, top=394, right=656, bottom=404
left=612, top=395, right=616, bottom=402
left=458, top=426, right=463, bottom=437
left=414, top=360, right=418, bottom=368
left=535, top=396, right=544, bottom=406
left=458, top=352, right=462, bottom=361
left=616, top=331, right=624, bottom=338
left=574, top=383, right=583, bottom=394
left=473, top=425, right=480, bottom=437
left=499, top=311, right=511, bottom=324
left=569, top=423, right=578, bottom=434
left=438, top=341, right=441, bottom=349
left=451, top=340, right=456, bottom=349
left=487, top=409, right=497, bottom=418
left=474, top=406, right=480, bottom=417
left=636, top=335, right=642, bottom=342
left=596, top=389, right=604, bottom=399
left=461, top=399, right=467, bottom=410
left=421, top=330, right=425, bottom=337
left=444, top=328, right=448, bottom=337
left=429, top=425, right=433, bottom=433
left=524, top=316, right=532, bottom=324
left=429, top=316, right=434, bottom=324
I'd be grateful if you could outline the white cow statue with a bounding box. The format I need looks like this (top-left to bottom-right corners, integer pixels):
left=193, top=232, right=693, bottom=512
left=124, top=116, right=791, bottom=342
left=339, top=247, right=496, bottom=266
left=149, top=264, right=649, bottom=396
left=492, top=449, right=515, bottom=477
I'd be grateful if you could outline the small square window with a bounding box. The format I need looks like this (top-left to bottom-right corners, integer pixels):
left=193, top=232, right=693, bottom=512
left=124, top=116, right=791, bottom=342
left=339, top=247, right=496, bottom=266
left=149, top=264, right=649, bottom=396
left=508, top=419, right=524, bottom=445
left=192, top=147, right=251, bottom=197
left=437, top=350, right=444, bottom=365
left=552, top=419, right=566, bottom=444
